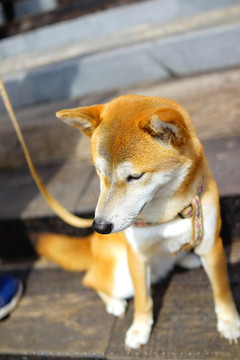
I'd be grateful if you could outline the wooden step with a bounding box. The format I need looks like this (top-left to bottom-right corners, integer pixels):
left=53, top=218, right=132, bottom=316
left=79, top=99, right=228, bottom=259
left=0, top=194, right=239, bottom=262
left=0, top=134, right=239, bottom=221
left=1, top=67, right=240, bottom=170
left=0, top=231, right=239, bottom=359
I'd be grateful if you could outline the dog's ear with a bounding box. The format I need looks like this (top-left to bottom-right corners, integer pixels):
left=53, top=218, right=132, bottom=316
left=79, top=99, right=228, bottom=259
left=56, top=104, right=103, bottom=137
left=140, top=108, right=187, bottom=146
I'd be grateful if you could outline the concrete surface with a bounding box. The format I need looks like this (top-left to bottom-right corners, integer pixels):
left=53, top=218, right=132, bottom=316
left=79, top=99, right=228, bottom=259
left=1, top=0, right=240, bottom=107
left=1, top=0, right=239, bottom=60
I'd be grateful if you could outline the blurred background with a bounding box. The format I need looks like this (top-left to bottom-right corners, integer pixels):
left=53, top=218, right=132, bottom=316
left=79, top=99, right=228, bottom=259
left=0, top=0, right=239, bottom=214
left=0, top=1, right=240, bottom=358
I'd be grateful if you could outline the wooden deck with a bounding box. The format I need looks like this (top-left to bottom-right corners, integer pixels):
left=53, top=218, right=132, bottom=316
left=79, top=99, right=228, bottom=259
left=0, top=210, right=239, bottom=359
left=0, top=68, right=240, bottom=359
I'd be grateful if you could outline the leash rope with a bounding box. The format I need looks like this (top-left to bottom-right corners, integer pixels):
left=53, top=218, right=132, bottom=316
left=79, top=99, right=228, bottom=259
left=0, top=76, right=93, bottom=228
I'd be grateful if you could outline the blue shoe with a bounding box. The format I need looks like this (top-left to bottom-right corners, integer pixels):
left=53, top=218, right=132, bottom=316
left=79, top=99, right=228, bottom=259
left=0, top=274, right=23, bottom=320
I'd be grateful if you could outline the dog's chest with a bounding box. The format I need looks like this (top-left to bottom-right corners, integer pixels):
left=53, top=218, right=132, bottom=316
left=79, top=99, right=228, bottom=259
left=125, top=217, right=193, bottom=255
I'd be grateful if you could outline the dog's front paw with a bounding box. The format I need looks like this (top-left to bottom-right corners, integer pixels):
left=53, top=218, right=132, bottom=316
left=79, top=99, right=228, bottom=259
left=217, top=315, right=240, bottom=344
left=125, top=319, right=153, bottom=349
left=106, top=298, right=127, bottom=317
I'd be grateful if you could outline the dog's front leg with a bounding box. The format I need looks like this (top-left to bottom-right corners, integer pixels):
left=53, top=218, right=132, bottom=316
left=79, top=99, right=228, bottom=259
left=125, top=241, right=153, bottom=349
left=200, top=237, right=240, bottom=343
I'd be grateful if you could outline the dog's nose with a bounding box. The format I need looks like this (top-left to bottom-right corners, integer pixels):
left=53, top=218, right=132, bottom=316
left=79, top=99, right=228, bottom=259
left=92, top=218, right=113, bottom=234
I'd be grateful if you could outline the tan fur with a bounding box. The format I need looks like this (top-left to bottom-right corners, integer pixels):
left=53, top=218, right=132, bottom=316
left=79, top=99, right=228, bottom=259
left=37, top=95, right=239, bottom=348
left=36, top=233, right=92, bottom=271
left=82, top=232, right=125, bottom=296
left=37, top=231, right=126, bottom=297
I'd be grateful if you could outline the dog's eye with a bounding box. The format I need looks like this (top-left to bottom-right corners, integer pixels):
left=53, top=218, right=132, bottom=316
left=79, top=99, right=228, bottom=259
left=127, top=173, right=145, bottom=182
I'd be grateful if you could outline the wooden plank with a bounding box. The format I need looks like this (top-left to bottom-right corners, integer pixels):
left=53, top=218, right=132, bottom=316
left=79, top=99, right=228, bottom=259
left=0, top=268, right=113, bottom=358
left=1, top=68, right=240, bottom=170
left=0, top=266, right=239, bottom=359
left=0, top=195, right=238, bottom=263
left=203, top=136, right=240, bottom=196
left=0, top=98, right=92, bottom=169
left=130, top=67, right=240, bottom=141
left=106, top=268, right=240, bottom=359
left=0, top=161, right=92, bottom=219
left=75, top=167, right=100, bottom=214
left=0, top=134, right=239, bottom=222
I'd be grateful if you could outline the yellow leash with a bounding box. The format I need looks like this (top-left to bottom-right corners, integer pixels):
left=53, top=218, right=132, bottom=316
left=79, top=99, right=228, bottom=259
left=0, top=76, right=93, bottom=228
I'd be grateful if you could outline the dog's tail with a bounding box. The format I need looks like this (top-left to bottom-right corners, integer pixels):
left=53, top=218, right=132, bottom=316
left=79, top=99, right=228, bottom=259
left=36, top=233, right=93, bottom=271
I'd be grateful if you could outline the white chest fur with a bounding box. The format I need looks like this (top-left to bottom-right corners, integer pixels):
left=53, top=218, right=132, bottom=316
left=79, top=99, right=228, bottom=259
left=112, top=217, right=193, bottom=299
left=125, top=217, right=193, bottom=256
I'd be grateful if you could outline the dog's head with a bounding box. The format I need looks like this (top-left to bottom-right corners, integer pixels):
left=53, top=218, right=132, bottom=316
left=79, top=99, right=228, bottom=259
left=57, top=95, right=202, bottom=234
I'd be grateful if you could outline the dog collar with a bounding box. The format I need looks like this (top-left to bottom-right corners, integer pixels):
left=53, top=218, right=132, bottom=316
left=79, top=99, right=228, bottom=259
left=133, top=175, right=205, bottom=251
left=178, top=175, right=205, bottom=251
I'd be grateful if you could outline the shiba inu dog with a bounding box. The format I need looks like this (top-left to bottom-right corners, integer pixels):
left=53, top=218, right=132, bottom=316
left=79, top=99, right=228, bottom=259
left=37, top=95, right=240, bottom=349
